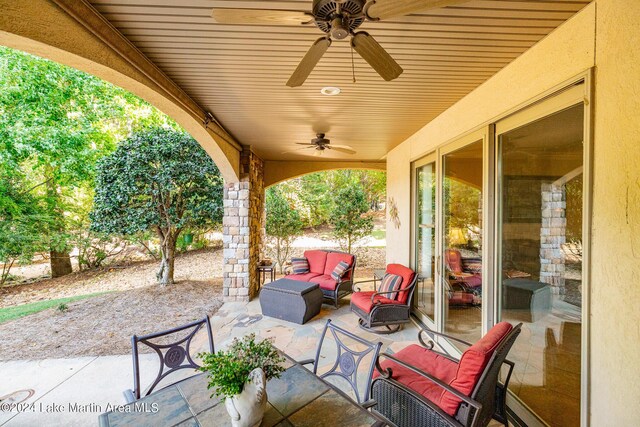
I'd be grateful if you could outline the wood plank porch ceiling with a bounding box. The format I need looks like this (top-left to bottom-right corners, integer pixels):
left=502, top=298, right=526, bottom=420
left=89, top=0, right=592, bottom=162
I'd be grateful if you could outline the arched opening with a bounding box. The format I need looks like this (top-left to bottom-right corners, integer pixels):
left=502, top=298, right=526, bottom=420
left=262, top=169, right=387, bottom=283
left=0, top=46, right=225, bottom=364
left=0, top=2, right=240, bottom=182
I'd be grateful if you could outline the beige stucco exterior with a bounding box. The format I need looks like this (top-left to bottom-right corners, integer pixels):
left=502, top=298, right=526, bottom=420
left=385, top=0, right=640, bottom=424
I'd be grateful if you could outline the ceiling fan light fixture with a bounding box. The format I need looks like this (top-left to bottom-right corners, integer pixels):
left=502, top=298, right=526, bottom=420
left=320, top=86, right=341, bottom=96
left=330, top=16, right=350, bottom=39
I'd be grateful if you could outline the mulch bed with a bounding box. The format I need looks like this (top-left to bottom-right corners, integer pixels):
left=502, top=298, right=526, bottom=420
left=0, top=280, right=223, bottom=361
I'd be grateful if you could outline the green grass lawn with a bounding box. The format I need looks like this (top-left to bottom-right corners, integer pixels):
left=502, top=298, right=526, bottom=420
left=371, top=229, right=386, bottom=240
left=0, top=292, right=109, bottom=324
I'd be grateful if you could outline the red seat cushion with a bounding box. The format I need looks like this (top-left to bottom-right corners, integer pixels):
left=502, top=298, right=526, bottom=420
left=386, top=264, right=416, bottom=304
left=313, top=274, right=339, bottom=291
left=439, top=322, right=513, bottom=415
left=376, top=322, right=513, bottom=417
left=323, top=252, right=355, bottom=279
left=351, top=291, right=403, bottom=313
left=375, top=344, right=458, bottom=406
left=304, top=250, right=328, bottom=275
left=445, top=249, right=464, bottom=274
left=285, top=272, right=321, bottom=282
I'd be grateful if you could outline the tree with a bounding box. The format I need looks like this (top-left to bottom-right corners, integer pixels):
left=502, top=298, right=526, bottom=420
left=329, top=184, right=374, bottom=253
left=0, top=170, right=50, bottom=285
left=0, top=46, right=169, bottom=277
left=265, top=187, right=303, bottom=273
left=90, top=128, right=224, bottom=285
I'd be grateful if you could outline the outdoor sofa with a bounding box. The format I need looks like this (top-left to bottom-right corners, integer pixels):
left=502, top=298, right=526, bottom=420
left=284, top=249, right=356, bottom=307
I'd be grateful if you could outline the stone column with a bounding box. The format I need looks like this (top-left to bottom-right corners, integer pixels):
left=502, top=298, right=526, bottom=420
left=540, top=183, right=566, bottom=295
left=223, top=147, right=264, bottom=302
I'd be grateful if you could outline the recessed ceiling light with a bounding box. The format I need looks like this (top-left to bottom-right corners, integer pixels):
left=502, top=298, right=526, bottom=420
left=320, top=86, right=341, bottom=96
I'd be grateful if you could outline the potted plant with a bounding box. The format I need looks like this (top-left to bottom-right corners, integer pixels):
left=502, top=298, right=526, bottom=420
left=198, top=334, right=285, bottom=427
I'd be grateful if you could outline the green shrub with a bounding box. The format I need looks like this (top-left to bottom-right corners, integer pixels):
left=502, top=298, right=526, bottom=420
left=198, top=334, right=285, bottom=399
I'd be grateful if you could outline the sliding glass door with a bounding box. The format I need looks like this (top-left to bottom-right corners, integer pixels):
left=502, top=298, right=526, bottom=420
left=411, top=82, right=589, bottom=426
left=413, top=157, right=437, bottom=325
left=496, top=94, right=585, bottom=426
left=441, top=139, right=484, bottom=345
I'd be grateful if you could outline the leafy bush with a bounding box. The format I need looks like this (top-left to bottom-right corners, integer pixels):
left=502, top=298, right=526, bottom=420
left=198, top=334, right=285, bottom=399
left=329, top=184, right=374, bottom=253
left=265, top=188, right=303, bottom=273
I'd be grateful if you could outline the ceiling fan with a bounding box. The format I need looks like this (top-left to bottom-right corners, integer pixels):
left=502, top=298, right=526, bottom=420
left=284, top=133, right=356, bottom=156
left=211, top=0, right=467, bottom=87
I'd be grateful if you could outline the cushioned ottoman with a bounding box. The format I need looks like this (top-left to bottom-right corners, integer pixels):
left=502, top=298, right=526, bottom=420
left=260, top=278, right=323, bottom=324
left=503, top=278, right=551, bottom=322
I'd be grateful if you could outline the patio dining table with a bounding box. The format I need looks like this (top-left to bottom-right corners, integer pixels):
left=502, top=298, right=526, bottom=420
left=98, top=353, right=388, bottom=427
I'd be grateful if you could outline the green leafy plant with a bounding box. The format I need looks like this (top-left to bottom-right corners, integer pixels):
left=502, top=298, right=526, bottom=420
left=57, top=303, right=69, bottom=312
left=198, top=334, right=285, bottom=399
left=90, top=128, right=224, bottom=285
left=329, top=184, right=375, bottom=253
left=265, top=188, right=303, bottom=273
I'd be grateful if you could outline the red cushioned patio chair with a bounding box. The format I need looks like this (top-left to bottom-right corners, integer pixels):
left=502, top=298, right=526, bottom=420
left=350, top=264, right=418, bottom=334
left=370, top=322, right=522, bottom=427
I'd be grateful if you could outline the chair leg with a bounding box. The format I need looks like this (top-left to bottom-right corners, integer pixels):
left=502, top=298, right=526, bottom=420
left=358, top=318, right=402, bottom=335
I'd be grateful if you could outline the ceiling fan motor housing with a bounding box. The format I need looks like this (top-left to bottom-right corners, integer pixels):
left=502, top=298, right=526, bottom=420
left=313, top=0, right=366, bottom=37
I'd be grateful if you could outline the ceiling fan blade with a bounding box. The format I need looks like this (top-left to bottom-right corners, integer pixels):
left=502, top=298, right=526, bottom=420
left=330, top=144, right=355, bottom=150
left=365, top=0, right=468, bottom=21
left=351, top=32, right=402, bottom=81
left=287, top=37, right=332, bottom=87
left=328, top=146, right=356, bottom=155
left=295, top=142, right=317, bottom=146
left=281, top=146, right=314, bottom=154
left=211, top=8, right=312, bottom=25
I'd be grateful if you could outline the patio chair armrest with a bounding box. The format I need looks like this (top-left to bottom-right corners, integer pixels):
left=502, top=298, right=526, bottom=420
left=352, top=279, right=378, bottom=292
left=297, top=358, right=315, bottom=367
left=283, top=265, right=292, bottom=275
left=375, top=353, right=482, bottom=419
left=123, top=389, right=136, bottom=404
left=418, top=328, right=474, bottom=350
left=369, top=288, right=410, bottom=304
left=361, top=399, right=377, bottom=409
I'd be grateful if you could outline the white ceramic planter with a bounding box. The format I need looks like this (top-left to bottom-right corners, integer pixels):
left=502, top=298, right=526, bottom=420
left=224, top=368, right=268, bottom=427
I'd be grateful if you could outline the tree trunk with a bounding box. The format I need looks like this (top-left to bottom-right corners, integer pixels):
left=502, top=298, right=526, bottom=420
left=45, top=168, right=72, bottom=278
left=157, top=233, right=177, bottom=285
left=50, top=250, right=73, bottom=278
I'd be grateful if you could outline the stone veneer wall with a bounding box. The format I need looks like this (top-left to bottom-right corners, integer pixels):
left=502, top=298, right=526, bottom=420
left=222, top=148, right=264, bottom=302
left=539, top=183, right=566, bottom=295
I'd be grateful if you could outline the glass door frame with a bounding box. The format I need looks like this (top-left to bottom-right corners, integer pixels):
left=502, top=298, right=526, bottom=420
left=435, top=128, right=494, bottom=355
left=411, top=127, right=494, bottom=355
left=493, top=81, right=592, bottom=427
left=410, top=153, right=438, bottom=330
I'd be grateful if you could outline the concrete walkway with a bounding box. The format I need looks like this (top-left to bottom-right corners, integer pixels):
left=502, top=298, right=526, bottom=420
left=0, top=298, right=420, bottom=426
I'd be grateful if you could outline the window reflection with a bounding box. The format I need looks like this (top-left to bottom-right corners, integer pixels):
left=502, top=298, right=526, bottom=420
left=499, top=104, right=583, bottom=426
left=443, top=140, right=483, bottom=344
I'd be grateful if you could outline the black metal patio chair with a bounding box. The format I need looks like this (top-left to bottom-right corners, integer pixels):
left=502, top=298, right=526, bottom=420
left=371, top=322, right=522, bottom=427
left=299, top=319, right=383, bottom=406
left=124, top=316, right=215, bottom=403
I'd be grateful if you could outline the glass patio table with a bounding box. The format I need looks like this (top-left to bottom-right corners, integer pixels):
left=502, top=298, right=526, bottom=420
left=98, top=354, right=388, bottom=427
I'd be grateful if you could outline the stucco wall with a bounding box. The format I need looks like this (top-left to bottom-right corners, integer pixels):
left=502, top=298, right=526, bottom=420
left=386, top=0, right=640, bottom=423
left=590, top=0, right=640, bottom=424
left=386, top=3, right=596, bottom=268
